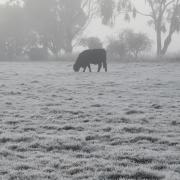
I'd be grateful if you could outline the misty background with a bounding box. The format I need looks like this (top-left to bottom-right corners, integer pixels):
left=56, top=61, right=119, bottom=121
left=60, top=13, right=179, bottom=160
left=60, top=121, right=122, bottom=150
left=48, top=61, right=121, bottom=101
left=0, top=0, right=180, bottom=61
left=1, top=1, right=180, bottom=179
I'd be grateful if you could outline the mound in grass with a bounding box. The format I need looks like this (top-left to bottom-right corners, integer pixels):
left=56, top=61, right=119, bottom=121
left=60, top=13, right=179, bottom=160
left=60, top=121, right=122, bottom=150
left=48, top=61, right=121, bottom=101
left=7, top=171, right=58, bottom=180
left=130, top=135, right=159, bottom=143
left=126, top=110, right=144, bottom=115
left=15, top=164, right=33, bottom=171
left=98, top=170, right=164, bottom=180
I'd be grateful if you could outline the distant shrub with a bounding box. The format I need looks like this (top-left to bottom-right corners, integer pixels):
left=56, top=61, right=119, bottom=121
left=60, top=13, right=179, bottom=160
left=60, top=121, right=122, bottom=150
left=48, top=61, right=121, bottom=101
left=120, top=29, right=152, bottom=59
left=27, top=47, right=49, bottom=61
left=107, top=40, right=128, bottom=61
left=107, top=29, right=152, bottom=61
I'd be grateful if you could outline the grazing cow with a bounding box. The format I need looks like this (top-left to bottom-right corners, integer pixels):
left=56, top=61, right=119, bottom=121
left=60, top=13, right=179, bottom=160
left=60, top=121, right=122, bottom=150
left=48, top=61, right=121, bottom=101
left=73, top=49, right=107, bottom=72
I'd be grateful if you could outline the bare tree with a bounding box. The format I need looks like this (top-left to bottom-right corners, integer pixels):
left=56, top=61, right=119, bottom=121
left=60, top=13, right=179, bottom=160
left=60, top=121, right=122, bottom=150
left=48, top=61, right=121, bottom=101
left=94, top=0, right=180, bottom=56
left=132, top=0, right=180, bottom=56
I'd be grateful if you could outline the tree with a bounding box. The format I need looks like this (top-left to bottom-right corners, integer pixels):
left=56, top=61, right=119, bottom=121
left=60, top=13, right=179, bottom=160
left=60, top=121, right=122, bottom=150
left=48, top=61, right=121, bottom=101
left=82, top=0, right=133, bottom=25
left=23, top=0, right=88, bottom=55
left=3, top=0, right=132, bottom=58
left=95, top=0, right=180, bottom=56
left=120, top=29, right=152, bottom=58
left=80, top=37, right=103, bottom=49
left=1, top=0, right=99, bottom=59
left=107, top=29, right=152, bottom=60
left=132, top=0, right=180, bottom=56
left=58, top=0, right=88, bottom=52
left=23, top=0, right=63, bottom=57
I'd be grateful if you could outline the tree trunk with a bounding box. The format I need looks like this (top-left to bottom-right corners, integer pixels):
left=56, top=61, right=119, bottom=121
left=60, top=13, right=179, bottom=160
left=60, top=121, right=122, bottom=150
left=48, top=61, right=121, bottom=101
left=156, top=26, right=162, bottom=56
left=160, top=2, right=178, bottom=55
left=161, top=33, right=173, bottom=55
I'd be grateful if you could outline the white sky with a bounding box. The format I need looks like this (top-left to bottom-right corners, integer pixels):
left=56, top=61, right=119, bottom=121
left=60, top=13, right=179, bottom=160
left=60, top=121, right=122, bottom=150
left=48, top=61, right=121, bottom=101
left=0, top=0, right=180, bottom=54
left=0, top=0, right=6, bottom=3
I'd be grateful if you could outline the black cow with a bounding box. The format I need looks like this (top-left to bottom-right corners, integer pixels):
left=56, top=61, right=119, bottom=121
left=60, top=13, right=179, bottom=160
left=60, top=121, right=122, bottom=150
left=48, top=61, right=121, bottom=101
left=73, top=49, right=107, bottom=72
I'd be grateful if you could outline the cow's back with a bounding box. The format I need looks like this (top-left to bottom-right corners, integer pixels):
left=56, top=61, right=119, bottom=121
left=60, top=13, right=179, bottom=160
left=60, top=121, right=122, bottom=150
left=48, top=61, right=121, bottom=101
left=79, top=49, right=106, bottom=64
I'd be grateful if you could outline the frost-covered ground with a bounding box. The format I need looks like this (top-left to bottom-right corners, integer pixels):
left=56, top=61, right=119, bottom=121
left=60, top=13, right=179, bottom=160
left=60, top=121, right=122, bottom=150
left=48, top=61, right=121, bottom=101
left=0, top=61, right=180, bottom=180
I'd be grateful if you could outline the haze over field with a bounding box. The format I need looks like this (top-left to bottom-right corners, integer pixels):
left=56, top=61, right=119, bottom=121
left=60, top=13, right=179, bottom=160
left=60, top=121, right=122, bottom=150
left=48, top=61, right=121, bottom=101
left=0, top=0, right=180, bottom=54
left=85, top=1, right=180, bottom=53
left=0, top=1, right=180, bottom=180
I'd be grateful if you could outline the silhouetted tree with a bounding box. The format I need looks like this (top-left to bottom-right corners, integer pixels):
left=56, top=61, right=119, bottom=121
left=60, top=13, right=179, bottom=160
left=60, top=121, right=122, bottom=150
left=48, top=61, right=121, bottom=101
left=23, top=0, right=88, bottom=56
left=107, top=29, right=152, bottom=60
left=1, top=0, right=132, bottom=60
left=132, top=0, right=180, bottom=56
left=23, top=0, right=63, bottom=57
left=97, top=0, right=180, bottom=56
left=58, top=0, right=88, bottom=52
left=82, top=0, right=132, bottom=25
left=120, top=29, right=152, bottom=58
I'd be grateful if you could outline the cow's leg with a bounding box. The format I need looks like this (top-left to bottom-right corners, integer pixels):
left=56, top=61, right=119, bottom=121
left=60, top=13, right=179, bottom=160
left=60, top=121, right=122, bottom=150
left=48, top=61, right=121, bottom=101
left=83, top=66, right=87, bottom=72
left=97, top=63, right=102, bottom=72
left=88, top=64, right=91, bottom=72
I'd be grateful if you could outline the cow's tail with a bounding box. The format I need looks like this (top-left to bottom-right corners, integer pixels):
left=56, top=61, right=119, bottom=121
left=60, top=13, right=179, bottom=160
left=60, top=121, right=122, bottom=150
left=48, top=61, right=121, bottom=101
left=102, top=50, right=107, bottom=72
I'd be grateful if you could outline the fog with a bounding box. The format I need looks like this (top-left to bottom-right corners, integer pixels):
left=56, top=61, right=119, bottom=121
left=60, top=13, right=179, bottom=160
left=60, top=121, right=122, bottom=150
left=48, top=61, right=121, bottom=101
left=85, top=1, right=180, bottom=53
left=0, top=1, right=180, bottom=179
left=0, top=0, right=180, bottom=61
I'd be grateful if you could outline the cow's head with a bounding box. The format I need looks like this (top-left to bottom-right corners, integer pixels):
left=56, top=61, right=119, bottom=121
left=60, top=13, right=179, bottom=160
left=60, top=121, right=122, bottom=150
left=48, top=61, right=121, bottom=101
left=73, top=63, right=80, bottom=72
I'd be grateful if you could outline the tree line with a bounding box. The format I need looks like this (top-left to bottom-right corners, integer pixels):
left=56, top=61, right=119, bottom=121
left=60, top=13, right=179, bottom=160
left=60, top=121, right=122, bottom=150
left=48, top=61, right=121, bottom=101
left=0, top=0, right=179, bottom=61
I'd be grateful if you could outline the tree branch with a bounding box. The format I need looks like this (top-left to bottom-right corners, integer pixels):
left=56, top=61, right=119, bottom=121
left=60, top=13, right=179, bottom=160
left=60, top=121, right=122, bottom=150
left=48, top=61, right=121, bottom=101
left=165, top=0, right=175, bottom=8
left=161, top=0, right=180, bottom=54
left=148, top=0, right=157, bottom=21
left=135, top=9, right=153, bottom=18
left=162, top=0, right=175, bottom=15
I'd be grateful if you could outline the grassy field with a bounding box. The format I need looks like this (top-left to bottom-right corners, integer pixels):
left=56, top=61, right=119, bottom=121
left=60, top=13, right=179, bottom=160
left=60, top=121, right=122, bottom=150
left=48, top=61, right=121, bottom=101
left=0, top=61, right=180, bottom=180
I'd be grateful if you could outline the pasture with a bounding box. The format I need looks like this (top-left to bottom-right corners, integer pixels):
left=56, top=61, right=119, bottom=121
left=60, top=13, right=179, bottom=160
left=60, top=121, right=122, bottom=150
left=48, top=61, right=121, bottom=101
left=0, top=61, right=180, bottom=180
